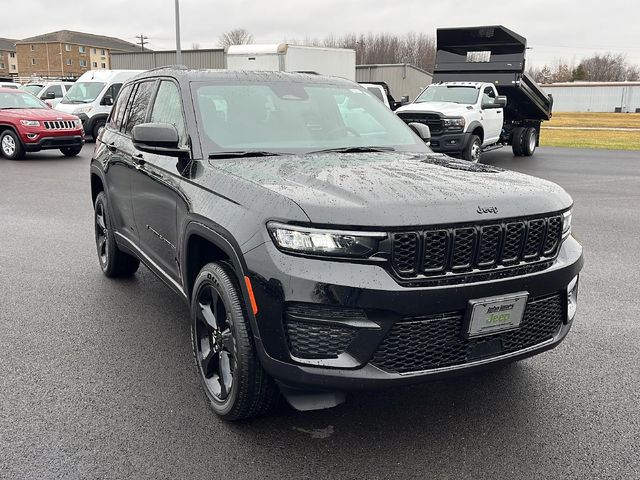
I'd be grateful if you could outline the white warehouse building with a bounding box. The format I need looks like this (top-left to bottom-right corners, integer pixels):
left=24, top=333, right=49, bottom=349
left=543, top=82, right=640, bottom=113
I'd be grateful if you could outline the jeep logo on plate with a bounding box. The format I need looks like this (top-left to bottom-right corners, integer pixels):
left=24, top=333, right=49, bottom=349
left=477, top=206, right=499, bottom=214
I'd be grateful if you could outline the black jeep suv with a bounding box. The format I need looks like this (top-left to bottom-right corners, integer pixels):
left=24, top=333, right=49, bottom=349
left=90, top=68, right=583, bottom=420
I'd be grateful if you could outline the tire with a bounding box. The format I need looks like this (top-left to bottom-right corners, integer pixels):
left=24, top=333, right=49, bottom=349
left=191, top=262, right=279, bottom=420
left=511, top=127, right=526, bottom=156
left=0, top=130, right=25, bottom=160
left=60, top=145, right=83, bottom=157
left=462, top=134, right=482, bottom=163
left=94, top=192, right=140, bottom=277
left=523, top=127, right=537, bottom=156
left=92, top=120, right=106, bottom=141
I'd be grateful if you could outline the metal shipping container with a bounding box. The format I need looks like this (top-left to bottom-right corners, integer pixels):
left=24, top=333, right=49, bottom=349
left=356, top=64, right=433, bottom=102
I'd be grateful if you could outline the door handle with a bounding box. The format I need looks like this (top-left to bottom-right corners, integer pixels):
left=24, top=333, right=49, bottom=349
left=107, top=143, right=117, bottom=152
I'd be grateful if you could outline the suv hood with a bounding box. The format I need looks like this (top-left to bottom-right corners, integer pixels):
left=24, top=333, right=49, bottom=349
left=211, top=152, right=571, bottom=227
left=396, top=101, right=474, bottom=117
left=1, top=108, right=79, bottom=121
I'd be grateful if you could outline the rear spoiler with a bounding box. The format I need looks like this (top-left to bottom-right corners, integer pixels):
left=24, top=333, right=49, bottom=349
left=433, top=25, right=527, bottom=78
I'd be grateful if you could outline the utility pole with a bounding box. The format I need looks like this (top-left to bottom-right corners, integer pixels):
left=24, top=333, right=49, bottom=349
left=175, top=0, right=182, bottom=65
left=136, top=34, right=149, bottom=51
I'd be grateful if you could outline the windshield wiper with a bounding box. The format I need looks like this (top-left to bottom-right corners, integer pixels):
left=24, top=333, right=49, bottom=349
left=0, top=107, right=29, bottom=110
left=208, top=150, right=291, bottom=159
left=306, top=146, right=396, bottom=155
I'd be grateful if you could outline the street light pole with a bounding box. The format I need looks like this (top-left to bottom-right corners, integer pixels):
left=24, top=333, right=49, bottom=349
left=175, top=0, right=182, bottom=65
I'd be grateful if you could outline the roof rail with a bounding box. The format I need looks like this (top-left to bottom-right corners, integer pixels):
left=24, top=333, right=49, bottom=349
left=144, top=65, right=189, bottom=73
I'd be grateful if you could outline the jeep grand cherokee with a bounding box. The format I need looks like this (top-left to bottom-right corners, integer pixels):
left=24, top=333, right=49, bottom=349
left=89, top=68, right=583, bottom=420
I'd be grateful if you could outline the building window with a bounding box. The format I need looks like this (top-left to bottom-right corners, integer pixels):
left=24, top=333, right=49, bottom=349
left=0, top=63, right=5, bottom=69
left=30, top=45, right=35, bottom=51
left=79, top=46, right=86, bottom=53
left=79, top=60, right=87, bottom=67
left=65, top=44, right=71, bottom=51
left=66, top=59, right=72, bottom=66
left=92, top=61, right=98, bottom=68
left=11, top=65, right=16, bottom=71
left=31, top=58, right=36, bottom=65
left=9, top=52, right=16, bottom=58
left=92, top=48, right=97, bottom=54
left=101, top=62, right=106, bottom=68
left=101, top=49, right=106, bottom=55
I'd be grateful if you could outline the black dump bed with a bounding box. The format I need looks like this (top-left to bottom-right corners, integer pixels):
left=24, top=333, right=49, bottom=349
left=433, top=26, right=553, bottom=121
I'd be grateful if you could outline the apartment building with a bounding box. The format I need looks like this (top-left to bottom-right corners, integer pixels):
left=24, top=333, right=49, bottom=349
left=16, top=30, right=141, bottom=79
left=0, top=38, right=19, bottom=77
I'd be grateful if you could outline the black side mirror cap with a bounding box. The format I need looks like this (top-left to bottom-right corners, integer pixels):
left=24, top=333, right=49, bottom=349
left=407, top=122, right=431, bottom=144
left=101, top=95, right=113, bottom=106
left=132, top=123, right=189, bottom=158
left=44, top=91, right=56, bottom=100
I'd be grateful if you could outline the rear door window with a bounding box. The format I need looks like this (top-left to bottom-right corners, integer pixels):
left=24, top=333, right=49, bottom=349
left=108, top=83, right=134, bottom=131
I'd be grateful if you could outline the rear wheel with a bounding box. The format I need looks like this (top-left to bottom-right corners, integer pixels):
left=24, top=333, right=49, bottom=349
left=60, top=145, right=83, bottom=157
left=511, top=127, right=526, bottom=156
left=523, top=127, right=537, bottom=156
left=94, top=192, right=140, bottom=277
left=0, top=130, right=25, bottom=160
left=191, top=262, right=279, bottom=420
left=462, top=135, right=482, bottom=163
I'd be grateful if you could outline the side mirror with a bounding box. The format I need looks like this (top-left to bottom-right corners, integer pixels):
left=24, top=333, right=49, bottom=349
left=495, top=95, right=507, bottom=107
left=400, top=95, right=410, bottom=104
left=407, top=122, right=431, bottom=145
left=132, top=123, right=189, bottom=157
left=101, top=95, right=113, bottom=106
left=44, top=91, right=56, bottom=100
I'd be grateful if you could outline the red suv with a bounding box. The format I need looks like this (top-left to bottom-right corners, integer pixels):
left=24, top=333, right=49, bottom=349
left=0, top=87, right=84, bottom=159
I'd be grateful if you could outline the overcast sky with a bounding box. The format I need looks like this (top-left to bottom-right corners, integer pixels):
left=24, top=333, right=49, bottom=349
left=4, top=0, right=640, bottom=67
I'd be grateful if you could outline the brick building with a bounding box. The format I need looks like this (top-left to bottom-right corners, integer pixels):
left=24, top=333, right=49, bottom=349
left=16, top=30, right=141, bottom=79
left=0, top=38, right=19, bottom=78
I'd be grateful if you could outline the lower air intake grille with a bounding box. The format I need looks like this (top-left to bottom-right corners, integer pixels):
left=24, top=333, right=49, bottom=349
left=371, top=293, right=564, bottom=374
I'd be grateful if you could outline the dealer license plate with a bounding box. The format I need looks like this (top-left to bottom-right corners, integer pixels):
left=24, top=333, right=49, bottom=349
left=465, top=292, right=528, bottom=339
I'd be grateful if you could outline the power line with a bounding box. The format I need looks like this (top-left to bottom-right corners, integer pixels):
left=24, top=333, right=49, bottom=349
left=136, top=34, right=149, bottom=51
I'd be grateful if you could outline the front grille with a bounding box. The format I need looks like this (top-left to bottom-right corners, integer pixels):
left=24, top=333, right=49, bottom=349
left=371, top=293, right=564, bottom=373
left=284, top=303, right=364, bottom=359
left=390, top=214, right=563, bottom=280
left=396, top=112, right=444, bottom=135
left=43, top=120, right=76, bottom=130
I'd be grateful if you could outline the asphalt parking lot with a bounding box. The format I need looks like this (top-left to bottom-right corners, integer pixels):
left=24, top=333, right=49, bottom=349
left=1, top=144, right=639, bottom=479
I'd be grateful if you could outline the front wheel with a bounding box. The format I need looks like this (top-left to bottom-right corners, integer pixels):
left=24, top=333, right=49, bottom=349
left=0, top=130, right=25, bottom=160
left=462, top=135, right=482, bottom=163
left=60, top=145, right=83, bottom=157
left=191, top=262, right=278, bottom=420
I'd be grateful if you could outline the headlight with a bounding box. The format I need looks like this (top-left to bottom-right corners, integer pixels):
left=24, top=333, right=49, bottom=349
left=562, top=210, right=572, bottom=239
left=267, top=222, right=386, bottom=257
left=20, top=120, right=40, bottom=127
left=443, top=117, right=465, bottom=130
left=72, top=106, right=92, bottom=115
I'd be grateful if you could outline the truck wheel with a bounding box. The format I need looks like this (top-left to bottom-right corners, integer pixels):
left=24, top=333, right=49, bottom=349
left=191, top=262, right=279, bottom=421
left=462, top=135, right=482, bottom=163
left=511, top=127, right=525, bottom=156
left=523, top=127, right=537, bottom=156
left=94, top=192, right=140, bottom=277
left=60, top=146, right=83, bottom=157
left=0, top=130, right=25, bottom=160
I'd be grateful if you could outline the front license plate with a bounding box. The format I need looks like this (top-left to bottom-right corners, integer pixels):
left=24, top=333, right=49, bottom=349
left=465, top=292, right=528, bottom=339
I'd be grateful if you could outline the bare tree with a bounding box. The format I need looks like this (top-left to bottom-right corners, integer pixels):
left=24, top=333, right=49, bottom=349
left=580, top=53, right=633, bottom=82
left=218, top=28, right=254, bottom=48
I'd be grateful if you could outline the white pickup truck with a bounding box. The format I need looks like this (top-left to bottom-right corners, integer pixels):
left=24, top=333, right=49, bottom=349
left=396, top=26, right=553, bottom=163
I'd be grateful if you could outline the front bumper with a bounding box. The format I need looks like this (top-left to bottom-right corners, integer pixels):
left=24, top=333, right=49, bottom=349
left=429, top=131, right=472, bottom=153
left=245, top=236, right=583, bottom=391
left=23, top=134, right=84, bottom=152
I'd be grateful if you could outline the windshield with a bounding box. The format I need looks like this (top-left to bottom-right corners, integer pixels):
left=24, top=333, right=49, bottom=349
left=20, top=84, right=44, bottom=95
left=192, top=81, right=428, bottom=155
left=0, top=91, right=47, bottom=109
left=415, top=85, right=479, bottom=105
left=61, top=82, right=106, bottom=104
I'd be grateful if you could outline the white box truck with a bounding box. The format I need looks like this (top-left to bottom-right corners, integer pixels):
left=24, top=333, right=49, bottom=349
left=226, top=44, right=356, bottom=81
